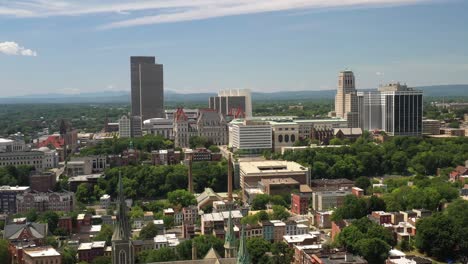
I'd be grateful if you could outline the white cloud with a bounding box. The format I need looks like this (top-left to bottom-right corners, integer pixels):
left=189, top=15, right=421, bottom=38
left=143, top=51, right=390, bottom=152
left=0, top=0, right=433, bottom=29
left=0, top=41, right=37, bottom=56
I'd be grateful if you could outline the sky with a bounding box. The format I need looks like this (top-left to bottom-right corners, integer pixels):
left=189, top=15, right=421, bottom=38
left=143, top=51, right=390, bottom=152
left=0, top=0, right=467, bottom=96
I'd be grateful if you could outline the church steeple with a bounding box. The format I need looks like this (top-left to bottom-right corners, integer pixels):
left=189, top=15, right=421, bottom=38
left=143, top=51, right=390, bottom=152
left=236, top=225, right=251, bottom=264
left=224, top=210, right=236, bottom=258
left=112, top=172, right=134, bottom=264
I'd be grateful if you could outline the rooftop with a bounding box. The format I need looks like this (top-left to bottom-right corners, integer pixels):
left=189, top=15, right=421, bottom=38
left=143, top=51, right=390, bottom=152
left=23, top=247, right=61, bottom=257
left=240, top=160, right=308, bottom=175
left=78, top=241, right=106, bottom=250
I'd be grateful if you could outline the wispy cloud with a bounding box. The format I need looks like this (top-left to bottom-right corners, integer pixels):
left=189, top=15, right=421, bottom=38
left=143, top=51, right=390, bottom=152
left=0, top=41, right=37, bottom=56
left=0, top=0, right=434, bottom=29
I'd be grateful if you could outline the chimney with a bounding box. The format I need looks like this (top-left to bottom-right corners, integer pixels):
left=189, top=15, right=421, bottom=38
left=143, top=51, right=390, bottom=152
left=192, top=240, right=197, bottom=260
left=188, top=154, right=193, bottom=193
left=228, top=154, right=233, bottom=202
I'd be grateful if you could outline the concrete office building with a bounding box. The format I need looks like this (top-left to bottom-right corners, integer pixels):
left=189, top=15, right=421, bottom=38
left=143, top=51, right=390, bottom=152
left=0, top=151, right=44, bottom=171
left=209, top=89, right=252, bottom=119
left=422, top=119, right=441, bottom=135
left=229, top=120, right=272, bottom=154
left=312, top=190, right=351, bottom=211
left=119, top=115, right=131, bottom=138
left=130, top=56, right=164, bottom=121
left=239, top=160, right=310, bottom=202
left=143, top=118, right=174, bottom=139
left=334, top=71, right=359, bottom=128
left=270, top=121, right=300, bottom=152
left=0, top=138, right=26, bottom=152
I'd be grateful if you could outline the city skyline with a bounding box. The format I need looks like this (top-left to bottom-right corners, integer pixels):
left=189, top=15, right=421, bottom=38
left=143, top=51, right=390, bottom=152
left=1, top=0, right=468, bottom=97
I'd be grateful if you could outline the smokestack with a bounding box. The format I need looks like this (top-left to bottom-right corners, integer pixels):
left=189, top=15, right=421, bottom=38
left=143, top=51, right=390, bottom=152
left=228, top=154, right=233, bottom=202
left=188, top=154, right=193, bottom=193
left=192, top=240, right=197, bottom=260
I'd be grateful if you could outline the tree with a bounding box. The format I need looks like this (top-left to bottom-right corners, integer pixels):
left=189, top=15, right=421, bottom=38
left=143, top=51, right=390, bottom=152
left=252, top=194, right=270, bottom=210
left=189, top=136, right=210, bottom=149
left=271, top=205, right=290, bottom=220
left=192, top=235, right=224, bottom=259
left=139, top=222, right=160, bottom=240
left=0, top=239, right=10, bottom=264
left=142, top=247, right=178, bottom=262
left=270, top=195, right=287, bottom=207
left=355, top=176, right=371, bottom=191
left=355, top=238, right=390, bottom=264
left=208, top=145, right=220, bottom=153
left=38, top=211, right=59, bottom=234
left=415, top=213, right=460, bottom=260
left=93, top=224, right=113, bottom=244
left=366, top=195, right=386, bottom=213
left=271, top=241, right=294, bottom=264
left=76, top=183, right=92, bottom=204
left=167, top=190, right=196, bottom=207
left=257, top=210, right=270, bottom=221
left=247, top=237, right=271, bottom=263
left=92, top=256, right=111, bottom=264
left=332, top=195, right=367, bottom=221
left=62, top=247, right=77, bottom=264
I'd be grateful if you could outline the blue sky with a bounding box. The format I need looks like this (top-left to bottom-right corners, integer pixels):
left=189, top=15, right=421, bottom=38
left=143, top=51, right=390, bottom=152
left=0, top=0, right=467, bottom=96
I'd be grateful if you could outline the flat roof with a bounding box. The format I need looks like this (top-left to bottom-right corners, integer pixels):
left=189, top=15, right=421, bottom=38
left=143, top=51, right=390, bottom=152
left=240, top=160, right=307, bottom=175
left=24, top=247, right=61, bottom=257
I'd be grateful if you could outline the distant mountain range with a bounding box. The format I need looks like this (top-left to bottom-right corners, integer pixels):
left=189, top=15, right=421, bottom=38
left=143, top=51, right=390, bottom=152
left=0, top=85, right=466, bottom=104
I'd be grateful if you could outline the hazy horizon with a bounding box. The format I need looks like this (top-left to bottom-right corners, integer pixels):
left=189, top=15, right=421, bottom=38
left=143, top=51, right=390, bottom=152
left=1, top=0, right=468, bottom=96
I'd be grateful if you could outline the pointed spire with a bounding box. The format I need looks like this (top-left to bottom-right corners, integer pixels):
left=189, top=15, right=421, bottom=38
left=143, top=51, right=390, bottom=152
left=112, top=171, right=130, bottom=241
left=236, top=225, right=251, bottom=264
left=224, top=210, right=236, bottom=257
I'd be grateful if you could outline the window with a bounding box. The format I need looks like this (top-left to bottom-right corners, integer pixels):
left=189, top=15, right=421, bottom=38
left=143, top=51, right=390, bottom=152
left=291, top=135, right=296, bottom=142
left=278, top=135, right=283, bottom=143
left=285, top=135, right=289, bottom=143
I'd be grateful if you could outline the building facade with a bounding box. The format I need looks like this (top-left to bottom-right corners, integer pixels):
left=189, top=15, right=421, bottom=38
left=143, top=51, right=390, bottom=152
left=0, top=151, right=44, bottom=171
left=173, top=108, right=228, bottom=148
left=229, top=120, right=272, bottom=154
left=334, top=71, right=359, bottom=128
left=16, top=192, right=75, bottom=213
left=357, top=83, right=423, bottom=136
left=0, top=186, right=30, bottom=213
left=209, top=89, right=252, bottom=119
left=130, top=56, right=164, bottom=121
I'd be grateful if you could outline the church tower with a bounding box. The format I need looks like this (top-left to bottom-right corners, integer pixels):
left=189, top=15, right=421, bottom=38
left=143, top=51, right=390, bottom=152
left=112, top=173, right=134, bottom=264
left=236, top=225, right=251, bottom=264
left=224, top=210, right=237, bottom=258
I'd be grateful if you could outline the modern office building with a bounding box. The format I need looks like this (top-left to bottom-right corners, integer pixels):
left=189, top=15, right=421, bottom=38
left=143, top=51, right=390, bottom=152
left=422, top=119, right=441, bottom=135
left=358, top=83, right=423, bottom=136
left=130, top=56, right=164, bottom=121
left=379, top=83, right=423, bottom=136
left=209, top=89, right=252, bottom=119
left=334, top=71, right=359, bottom=128
left=229, top=120, right=272, bottom=154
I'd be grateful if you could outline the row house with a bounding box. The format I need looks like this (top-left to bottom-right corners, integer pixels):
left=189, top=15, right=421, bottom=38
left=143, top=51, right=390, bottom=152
left=77, top=241, right=106, bottom=263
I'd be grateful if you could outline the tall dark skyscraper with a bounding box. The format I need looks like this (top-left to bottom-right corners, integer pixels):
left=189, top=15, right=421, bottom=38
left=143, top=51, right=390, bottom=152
left=130, top=56, right=164, bottom=121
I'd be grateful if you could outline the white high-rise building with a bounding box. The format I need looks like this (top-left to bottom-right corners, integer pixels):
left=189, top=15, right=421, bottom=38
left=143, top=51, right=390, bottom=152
left=119, top=115, right=131, bottom=138
left=229, top=120, right=272, bottom=154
